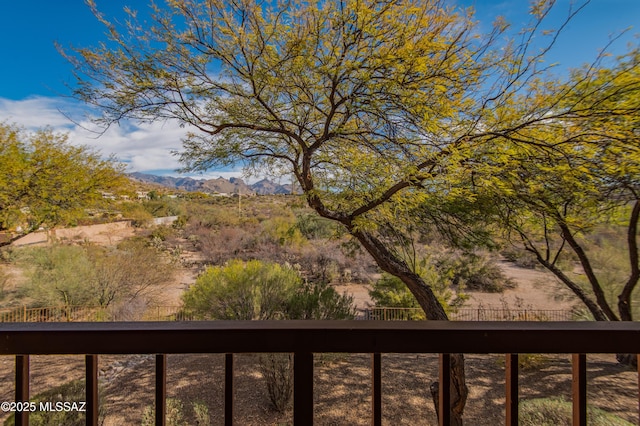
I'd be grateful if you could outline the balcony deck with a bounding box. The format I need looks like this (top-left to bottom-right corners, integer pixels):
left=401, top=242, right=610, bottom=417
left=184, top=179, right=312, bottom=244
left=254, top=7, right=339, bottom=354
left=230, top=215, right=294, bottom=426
left=0, top=321, right=639, bottom=425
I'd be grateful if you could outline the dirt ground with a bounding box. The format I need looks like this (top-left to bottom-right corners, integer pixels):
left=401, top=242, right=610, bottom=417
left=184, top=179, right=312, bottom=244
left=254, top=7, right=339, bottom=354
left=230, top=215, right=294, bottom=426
left=0, top=223, right=637, bottom=425
left=0, top=352, right=636, bottom=425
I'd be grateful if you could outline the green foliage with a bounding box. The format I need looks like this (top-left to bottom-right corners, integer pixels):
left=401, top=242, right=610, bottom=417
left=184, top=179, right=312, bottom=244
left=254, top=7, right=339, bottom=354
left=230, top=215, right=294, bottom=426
left=141, top=399, right=210, bottom=426
left=16, top=242, right=174, bottom=311
left=369, top=274, right=423, bottom=316
left=119, top=202, right=154, bottom=227
left=3, top=380, right=105, bottom=426
left=496, top=354, right=549, bottom=371
left=294, top=213, right=336, bottom=240
left=435, top=251, right=515, bottom=293
left=0, top=266, right=9, bottom=301
left=142, top=199, right=185, bottom=218
left=0, top=123, right=127, bottom=236
left=260, top=215, right=307, bottom=248
left=369, top=256, right=467, bottom=317
left=18, top=245, right=97, bottom=307
left=192, top=401, right=211, bottom=426
left=572, top=226, right=640, bottom=320
left=182, top=259, right=357, bottom=320
left=141, top=398, right=185, bottom=426
left=181, top=259, right=302, bottom=320
left=286, top=281, right=356, bottom=320
left=519, top=397, right=634, bottom=426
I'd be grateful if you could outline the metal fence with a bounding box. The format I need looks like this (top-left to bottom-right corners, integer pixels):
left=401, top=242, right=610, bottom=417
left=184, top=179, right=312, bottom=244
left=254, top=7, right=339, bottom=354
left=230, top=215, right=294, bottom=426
left=360, top=307, right=573, bottom=321
left=0, top=305, right=574, bottom=322
left=0, top=305, right=186, bottom=323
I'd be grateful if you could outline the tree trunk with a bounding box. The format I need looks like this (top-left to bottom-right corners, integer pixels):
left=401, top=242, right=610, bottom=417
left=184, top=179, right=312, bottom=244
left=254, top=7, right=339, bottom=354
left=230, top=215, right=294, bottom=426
left=351, top=228, right=468, bottom=425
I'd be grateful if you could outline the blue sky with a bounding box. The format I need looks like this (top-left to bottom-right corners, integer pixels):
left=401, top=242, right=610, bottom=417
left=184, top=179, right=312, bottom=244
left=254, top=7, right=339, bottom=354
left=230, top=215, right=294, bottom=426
left=0, top=0, right=638, bottom=178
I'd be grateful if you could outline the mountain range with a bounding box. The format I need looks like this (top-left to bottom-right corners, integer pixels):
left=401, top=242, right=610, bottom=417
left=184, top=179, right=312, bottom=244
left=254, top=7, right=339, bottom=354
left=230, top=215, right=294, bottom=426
left=128, top=172, right=294, bottom=195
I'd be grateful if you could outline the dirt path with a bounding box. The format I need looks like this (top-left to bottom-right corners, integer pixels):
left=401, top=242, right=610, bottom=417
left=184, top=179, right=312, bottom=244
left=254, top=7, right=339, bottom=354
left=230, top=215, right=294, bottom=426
left=333, top=260, right=581, bottom=314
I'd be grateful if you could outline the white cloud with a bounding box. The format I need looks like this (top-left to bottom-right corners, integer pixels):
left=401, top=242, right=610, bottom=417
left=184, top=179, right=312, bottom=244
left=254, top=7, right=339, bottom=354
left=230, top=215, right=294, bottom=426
left=0, top=96, right=188, bottom=174
left=0, top=97, right=78, bottom=128
left=0, top=96, right=281, bottom=184
left=67, top=118, right=187, bottom=172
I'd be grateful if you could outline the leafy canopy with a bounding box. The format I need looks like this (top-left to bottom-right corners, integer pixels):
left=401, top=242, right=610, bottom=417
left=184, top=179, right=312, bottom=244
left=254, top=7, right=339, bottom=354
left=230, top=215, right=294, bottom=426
left=0, top=123, right=127, bottom=236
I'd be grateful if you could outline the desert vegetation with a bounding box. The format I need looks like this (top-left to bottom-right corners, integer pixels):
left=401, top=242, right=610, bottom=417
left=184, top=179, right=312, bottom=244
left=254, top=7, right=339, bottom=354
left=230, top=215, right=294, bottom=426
left=0, top=0, right=638, bottom=423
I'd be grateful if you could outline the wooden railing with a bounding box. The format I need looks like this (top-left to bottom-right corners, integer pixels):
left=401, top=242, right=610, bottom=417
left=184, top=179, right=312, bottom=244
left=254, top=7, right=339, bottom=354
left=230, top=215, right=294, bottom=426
left=0, top=321, right=639, bottom=425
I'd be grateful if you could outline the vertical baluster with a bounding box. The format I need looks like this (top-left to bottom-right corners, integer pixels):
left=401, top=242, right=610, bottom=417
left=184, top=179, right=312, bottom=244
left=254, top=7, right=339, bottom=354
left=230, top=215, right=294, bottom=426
left=505, top=354, right=518, bottom=426
left=15, top=355, right=29, bottom=426
left=371, top=353, right=381, bottom=426
left=156, top=354, right=166, bottom=426
left=294, top=352, right=313, bottom=425
left=439, top=353, right=451, bottom=426
left=572, top=354, right=586, bottom=426
left=225, top=354, right=234, bottom=426
left=86, top=355, right=98, bottom=426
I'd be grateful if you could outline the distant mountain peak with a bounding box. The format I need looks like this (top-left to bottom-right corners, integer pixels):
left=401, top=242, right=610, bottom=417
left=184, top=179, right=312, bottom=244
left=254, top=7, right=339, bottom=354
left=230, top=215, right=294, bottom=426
left=127, top=172, right=293, bottom=195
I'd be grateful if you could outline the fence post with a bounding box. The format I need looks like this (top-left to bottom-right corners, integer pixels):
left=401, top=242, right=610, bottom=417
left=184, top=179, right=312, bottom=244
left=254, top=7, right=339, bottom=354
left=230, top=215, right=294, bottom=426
left=15, top=355, right=29, bottom=426
left=294, top=352, right=314, bottom=425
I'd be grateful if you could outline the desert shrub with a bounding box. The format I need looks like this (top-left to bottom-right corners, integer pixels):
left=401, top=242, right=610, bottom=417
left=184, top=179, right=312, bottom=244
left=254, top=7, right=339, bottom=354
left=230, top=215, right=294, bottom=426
left=182, top=259, right=357, bottom=412
left=18, top=245, right=97, bottom=307
left=286, top=281, right=356, bottom=320
left=119, top=202, right=154, bottom=227
left=496, top=353, right=550, bottom=371
left=294, top=212, right=336, bottom=240
left=519, top=397, right=634, bottom=426
left=369, top=273, right=425, bottom=319
left=501, top=246, right=539, bottom=269
left=369, top=258, right=467, bottom=317
left=17, top=243, right=174, bottom=314
left=259, top=215, right=307, bottom=248
left=142, top=199, right=185, bottom=218
left=0, top=266, right=9, bottom=300
left=141, top=398, right=185, bottom=426
left=195, top=225, right=257, bottom=264
left=259, top=354, right=293, bottom=412
left=184, top=199, right=242, bottom=229
left=295, top=243, right=343, bottom=283
left=149, top=225, right=176, bottom=242
left=181, top=259, right=302, bottom=320
left=435, top=251, right=515, bottom=293
left=192, top=401, right=210, bottom=426
left=3, top=379, right=105, bottom=426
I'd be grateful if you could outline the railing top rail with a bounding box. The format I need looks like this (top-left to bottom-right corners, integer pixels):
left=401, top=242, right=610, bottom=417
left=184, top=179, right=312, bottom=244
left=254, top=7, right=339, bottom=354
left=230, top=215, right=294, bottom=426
left=1, top=321, right=639, bottom=355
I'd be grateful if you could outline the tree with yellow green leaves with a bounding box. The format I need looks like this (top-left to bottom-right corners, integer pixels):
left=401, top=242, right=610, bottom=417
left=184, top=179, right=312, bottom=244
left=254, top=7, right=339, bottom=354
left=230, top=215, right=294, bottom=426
left=468, top=48, right=640, bottom=326
left=0, top=124, right=127, bottom=246
left=63, top=0, right=596, bottom=422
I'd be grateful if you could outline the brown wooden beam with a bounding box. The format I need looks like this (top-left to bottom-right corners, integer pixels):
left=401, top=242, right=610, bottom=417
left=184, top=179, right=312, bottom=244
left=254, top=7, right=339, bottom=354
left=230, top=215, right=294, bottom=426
left=439, top=353, right=451, bottom=426
left=371, top=353, right=381, bottom=426
left=156, top=354, right=166, bottom=426
left=15, top=355, right=29, bottom=426
left=505, top=354, right=518, bottom=426
left=294, top=352, right=313, bottom=425
left=225, top=353, right=234, bottom=426
left=85, top=355, right=98, bottom=426
left=1, top=322, right=640, bottom=355
left=572, top=353, right=587, bottom=426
